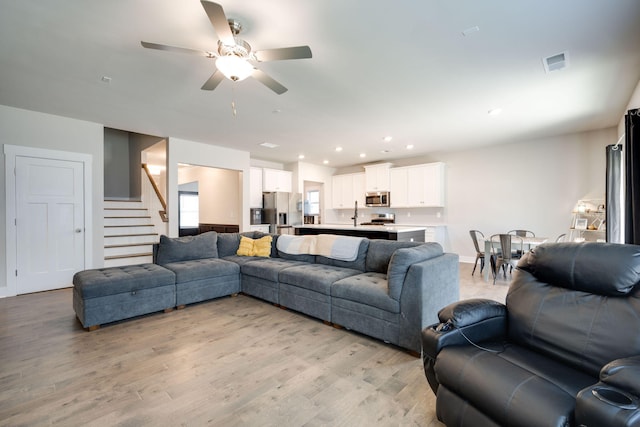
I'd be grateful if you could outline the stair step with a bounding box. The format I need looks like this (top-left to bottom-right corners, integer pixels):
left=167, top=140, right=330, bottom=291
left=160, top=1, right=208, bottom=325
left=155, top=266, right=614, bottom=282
left=104, top=200, right=157, bottom=267
left=103, top=208, right=149, bottom=217
left=105, top=252, right=152, bottom=260
left=104, top=225, right=155, bottom=236
left=104, top=200, right=144, bottom=209
left=104, top=255, right=153, bottom=268
left=104, top=243, right=155, bottom=248
left=104, top=217, right=153, bottom=226
left=105, top=243, right=154, bottom=257
left=104, top=234, right=159, bottom=246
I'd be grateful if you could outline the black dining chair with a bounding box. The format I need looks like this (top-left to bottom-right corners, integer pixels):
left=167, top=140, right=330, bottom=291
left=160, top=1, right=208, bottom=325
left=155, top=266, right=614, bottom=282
left=555, top=233, right=567, bottom=242
left=491, top=234, right=524, bottom=284
left=469, top=230, right=486, bottom=276
left=507, top=229, right=535, bottom=237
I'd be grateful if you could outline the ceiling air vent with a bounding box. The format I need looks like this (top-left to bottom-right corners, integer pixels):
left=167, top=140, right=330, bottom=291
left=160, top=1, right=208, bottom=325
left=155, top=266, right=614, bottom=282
left=543, top=51, right=569, bottom=73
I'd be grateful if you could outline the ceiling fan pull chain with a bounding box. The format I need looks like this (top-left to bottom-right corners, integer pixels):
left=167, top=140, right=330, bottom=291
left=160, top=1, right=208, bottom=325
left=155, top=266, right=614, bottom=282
left=231, top=83, right=237, bottom=117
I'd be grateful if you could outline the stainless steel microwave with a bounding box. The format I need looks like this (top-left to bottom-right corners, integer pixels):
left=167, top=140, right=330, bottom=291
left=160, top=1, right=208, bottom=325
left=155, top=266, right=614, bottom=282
left=365, top=191, right=390, bottom=207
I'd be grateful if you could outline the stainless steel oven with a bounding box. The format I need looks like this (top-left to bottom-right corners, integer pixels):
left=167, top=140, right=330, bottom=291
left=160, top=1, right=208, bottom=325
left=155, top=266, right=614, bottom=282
left=365, top=191, right=390, bottom=207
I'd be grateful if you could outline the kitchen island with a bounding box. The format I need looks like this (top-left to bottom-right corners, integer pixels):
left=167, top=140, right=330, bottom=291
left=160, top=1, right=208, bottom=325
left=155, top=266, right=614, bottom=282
left=293, top=224, right=426, bottom=242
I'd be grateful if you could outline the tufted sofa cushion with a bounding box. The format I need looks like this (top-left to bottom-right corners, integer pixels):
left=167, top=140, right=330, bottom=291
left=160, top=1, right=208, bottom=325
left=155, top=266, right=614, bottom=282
left=332, top=272, right=399, bottom=313
left=73, top=264, right=176, bottom=298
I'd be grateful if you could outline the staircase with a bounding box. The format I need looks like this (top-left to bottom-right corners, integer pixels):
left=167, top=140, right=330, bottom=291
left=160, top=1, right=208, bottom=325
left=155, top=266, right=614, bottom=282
left=104, top=200, right=159, bottom=267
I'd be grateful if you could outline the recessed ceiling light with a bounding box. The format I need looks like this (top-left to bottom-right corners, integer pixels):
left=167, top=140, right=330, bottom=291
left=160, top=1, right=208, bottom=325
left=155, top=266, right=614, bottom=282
left=359, top=153, right=366, bottom=158
left=335, top=146, right=343, bottom=152
left=323, top=160, right=329, bottom=164
left=406, top=144, right=414, bottom=150
left=298, top=154, right=305, bottom=159
left=259, top=142, right=279, bottom=148
left=383, top=136, right=392, bottom=142
left=380, top=149, right=392, bottom=153
left=488, top=108, right=503, bottom=116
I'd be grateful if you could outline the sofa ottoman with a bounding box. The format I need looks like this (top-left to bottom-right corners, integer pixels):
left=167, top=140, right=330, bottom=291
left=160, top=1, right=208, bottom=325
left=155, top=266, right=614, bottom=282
left=72, top=263, right=176, bottom=330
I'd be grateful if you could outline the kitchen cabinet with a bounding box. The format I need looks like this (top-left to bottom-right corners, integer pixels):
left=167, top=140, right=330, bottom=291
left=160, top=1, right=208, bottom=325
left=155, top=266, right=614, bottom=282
left=262, top=168, right=292, bottom=192
left=389, top=168, right=409, bottom=207
left=364, top=163, right=392, bottom=192
left=332, top=172, right=365, bottom=209
left=250, top=167, right=263, bottom=208
left=390, top=162, right=445, bottom=207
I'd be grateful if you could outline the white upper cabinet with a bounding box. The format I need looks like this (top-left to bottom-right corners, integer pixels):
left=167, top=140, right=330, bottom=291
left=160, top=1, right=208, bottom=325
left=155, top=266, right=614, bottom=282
left=364, top=163, right=392, bottom=192
left=249, top=167, right=263, bottom=208
left=389, top=168, right=409, bottom=208
left=262, top=168, right=292, bottom=192
left=390, top=162, right=445, bottom=207
left=332, top=172, right=365, bottom=209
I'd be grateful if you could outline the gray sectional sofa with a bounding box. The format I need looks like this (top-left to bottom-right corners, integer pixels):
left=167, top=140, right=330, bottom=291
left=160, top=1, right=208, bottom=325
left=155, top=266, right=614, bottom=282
left=73, top=231, right=459, bottom=353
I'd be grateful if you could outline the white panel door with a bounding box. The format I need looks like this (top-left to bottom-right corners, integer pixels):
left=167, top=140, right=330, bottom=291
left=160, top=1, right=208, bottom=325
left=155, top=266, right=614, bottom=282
left=16, top=156, right=85, bottom=294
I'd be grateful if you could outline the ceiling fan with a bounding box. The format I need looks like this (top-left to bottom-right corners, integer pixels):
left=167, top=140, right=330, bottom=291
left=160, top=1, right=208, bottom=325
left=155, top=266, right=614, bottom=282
left=141, top=1, right=312, bottom=95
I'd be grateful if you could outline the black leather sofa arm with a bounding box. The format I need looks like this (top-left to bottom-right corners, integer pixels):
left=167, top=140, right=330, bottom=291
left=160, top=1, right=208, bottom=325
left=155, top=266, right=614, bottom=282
left=437, top=297, right=507, bottom=327
left=575, top=357, right=640, bottom=427
left=423, top=298, right=507, bottom=357
left=422, top=299, right=507, bottom=394
left=600, top=356, right=640, bottom=396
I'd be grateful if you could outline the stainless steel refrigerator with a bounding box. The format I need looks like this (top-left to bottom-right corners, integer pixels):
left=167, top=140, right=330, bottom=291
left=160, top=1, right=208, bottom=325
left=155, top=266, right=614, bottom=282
left=262, top=192, right=290, bottom=233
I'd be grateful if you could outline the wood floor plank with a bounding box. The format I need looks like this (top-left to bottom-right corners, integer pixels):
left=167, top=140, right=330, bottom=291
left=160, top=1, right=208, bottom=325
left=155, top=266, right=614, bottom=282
left=0, top=263, right=507, bottom=426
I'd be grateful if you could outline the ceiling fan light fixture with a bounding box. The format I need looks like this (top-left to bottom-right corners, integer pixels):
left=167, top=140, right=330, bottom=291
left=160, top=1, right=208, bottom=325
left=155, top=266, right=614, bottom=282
left=216, top=55, right=253, bottom=81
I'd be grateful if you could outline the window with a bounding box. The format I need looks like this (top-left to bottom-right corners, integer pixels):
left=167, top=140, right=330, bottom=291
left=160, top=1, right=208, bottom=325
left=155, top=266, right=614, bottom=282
left=179, top=191, right=199, bottom=227
left=306, top=190, right=320, bottom=215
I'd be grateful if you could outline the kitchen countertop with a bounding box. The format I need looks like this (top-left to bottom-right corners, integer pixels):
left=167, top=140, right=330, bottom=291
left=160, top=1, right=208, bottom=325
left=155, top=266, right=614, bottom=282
left=293, top=224, right=427, bottom=233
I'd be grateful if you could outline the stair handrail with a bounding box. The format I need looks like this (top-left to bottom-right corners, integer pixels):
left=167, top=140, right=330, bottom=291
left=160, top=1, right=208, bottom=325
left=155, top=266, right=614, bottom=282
left=141, top=163, right=168, bottom=222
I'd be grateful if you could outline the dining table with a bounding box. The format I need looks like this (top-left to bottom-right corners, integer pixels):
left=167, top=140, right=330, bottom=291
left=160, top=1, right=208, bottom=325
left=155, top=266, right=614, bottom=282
left=483, top=236, right=549, bottom=281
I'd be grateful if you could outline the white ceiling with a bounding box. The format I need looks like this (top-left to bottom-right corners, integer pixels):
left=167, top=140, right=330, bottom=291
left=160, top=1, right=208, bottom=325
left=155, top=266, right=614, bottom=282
left=1, top=1, right=639, bottom=167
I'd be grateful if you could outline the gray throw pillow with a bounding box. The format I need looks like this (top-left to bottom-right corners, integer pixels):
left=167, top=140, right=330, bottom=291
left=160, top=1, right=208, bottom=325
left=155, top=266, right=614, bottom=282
left=156, top=231, right=218, bottom=265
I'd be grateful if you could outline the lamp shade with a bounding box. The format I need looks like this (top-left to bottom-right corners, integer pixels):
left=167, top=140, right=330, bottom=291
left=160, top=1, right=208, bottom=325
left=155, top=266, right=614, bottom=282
left=215, top=56, right=253, bottom=81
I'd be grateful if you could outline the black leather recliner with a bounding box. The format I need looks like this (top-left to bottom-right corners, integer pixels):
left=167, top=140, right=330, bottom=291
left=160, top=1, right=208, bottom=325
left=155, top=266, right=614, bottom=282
left=422, top=242, right=640, bottom=427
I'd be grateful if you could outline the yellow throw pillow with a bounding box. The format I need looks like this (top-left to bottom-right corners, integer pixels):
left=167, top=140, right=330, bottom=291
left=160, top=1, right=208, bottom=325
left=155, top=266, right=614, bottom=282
left=253, top=235, right=272, bottom=257
left=236, top=235, right=272, bottom=257
left=237, top=236, right=254, bottom=256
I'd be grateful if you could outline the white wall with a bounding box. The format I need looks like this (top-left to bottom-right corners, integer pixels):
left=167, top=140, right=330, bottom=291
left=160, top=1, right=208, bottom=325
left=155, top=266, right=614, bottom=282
left=0, top=105, right=104, bottom=292
left=103, top=128, right=130, bottom=199
left=325, top=128, right=615, bottom=261
left=435, top=128, right=615, bottom=261
left=178, top=166, right=240, bottom=224
left=619, top=79, right=640, bottom=136
left=167, top=137, right=250, bottom=236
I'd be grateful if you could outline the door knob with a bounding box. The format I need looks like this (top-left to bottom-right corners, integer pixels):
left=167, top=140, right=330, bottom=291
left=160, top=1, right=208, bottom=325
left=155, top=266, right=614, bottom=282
left=75, top=228, right=82, bottom=233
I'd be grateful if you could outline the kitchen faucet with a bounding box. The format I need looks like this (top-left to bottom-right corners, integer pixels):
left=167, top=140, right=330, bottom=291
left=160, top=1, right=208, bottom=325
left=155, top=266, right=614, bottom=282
left=351, top=200, right=358, bottom=227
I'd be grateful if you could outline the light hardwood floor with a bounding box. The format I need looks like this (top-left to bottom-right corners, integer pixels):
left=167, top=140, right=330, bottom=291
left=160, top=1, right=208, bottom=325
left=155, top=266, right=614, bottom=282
left=0, top=262, right=509, bottom=426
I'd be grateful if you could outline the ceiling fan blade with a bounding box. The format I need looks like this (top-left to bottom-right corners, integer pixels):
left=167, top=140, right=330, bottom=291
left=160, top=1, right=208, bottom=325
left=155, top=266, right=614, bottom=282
left=201, top=70, right=225, bottom=90
left=141, top=41, right=215, bottom=58
left=254, top=46, right=312, bottom=62
left=200, top=1, right=235, bottom=46
left=251, top=68, right=288, bottom=95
